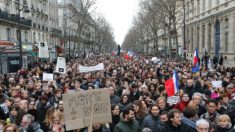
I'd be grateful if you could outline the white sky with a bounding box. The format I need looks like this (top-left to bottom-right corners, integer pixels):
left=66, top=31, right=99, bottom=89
left=96, top=0, right=139, bottom=45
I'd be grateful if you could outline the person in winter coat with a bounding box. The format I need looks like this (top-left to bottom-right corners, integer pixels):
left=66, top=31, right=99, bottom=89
left=36, top=95, right=53, bottom=124
left=174, top=93, right=190, bottom=112
left=19, top=114, right=43, bottom=132
left=159, top=109, right=194, bottom=132
left=110, top=104, right=120, bottom=132
left=141, top=105, right=161, bottom=132
left=215, top=114, right=235, bottom=132
left=114, top=107, right=140, bottom=132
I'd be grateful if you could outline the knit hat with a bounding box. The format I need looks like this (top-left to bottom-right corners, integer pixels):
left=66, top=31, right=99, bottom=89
left=39, top=95, right=48, bottom=101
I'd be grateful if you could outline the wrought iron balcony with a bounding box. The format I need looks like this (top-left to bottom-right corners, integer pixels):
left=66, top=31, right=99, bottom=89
left=0, top=9, right=31, bottom=27
left=51, top=28, right=62, bottom=36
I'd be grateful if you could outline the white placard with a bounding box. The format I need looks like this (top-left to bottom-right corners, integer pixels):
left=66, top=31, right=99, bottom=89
left=55, top=57, right=66, bottom=74
left=167, top=96, right=180, bottom=104
left=42, top=73, right=53, bottom=81
left=38, top=42, right=49, bottom=58
left=212, top=81, right=222, bottom=88
left=79, top=63, right=104, bottom=73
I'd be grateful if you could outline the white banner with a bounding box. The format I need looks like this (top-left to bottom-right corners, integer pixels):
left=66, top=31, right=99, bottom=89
left=212, top=81, right=222, bottom=88
left=38, top=42, right=49, bottom=58
left=79, top=63, right=104, bottom=73
left=55, top=57, right=66, bottom=74
left=42, top=73, right=53, bottom=81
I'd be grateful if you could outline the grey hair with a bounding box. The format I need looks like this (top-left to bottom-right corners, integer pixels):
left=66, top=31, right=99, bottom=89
left=192, top=92, right=202, bottom=99
left=23, top=114, right=35, bottom=122
left=141, top=128, right=152, bottom=132
left=196, top=119, right=209, bottom=128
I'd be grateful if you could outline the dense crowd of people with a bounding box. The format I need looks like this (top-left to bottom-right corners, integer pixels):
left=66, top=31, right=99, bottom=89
left=0, top=53, right=234, bottom=132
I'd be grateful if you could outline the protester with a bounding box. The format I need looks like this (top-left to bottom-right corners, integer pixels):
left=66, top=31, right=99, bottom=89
left=0, top=52, right=234, bottom=132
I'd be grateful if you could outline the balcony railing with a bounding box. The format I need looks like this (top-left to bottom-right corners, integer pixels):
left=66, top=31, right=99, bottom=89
left=0, top=9, right=31, bottom=27
left=51, top=28, right=62, bottom=36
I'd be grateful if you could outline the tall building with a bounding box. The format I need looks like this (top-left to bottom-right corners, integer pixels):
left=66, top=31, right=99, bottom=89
left=185, top=0, right=235, bottom=66
left=0, top=0, right=32, bottom=73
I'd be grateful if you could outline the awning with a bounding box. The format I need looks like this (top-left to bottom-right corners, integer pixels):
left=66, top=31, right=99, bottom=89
left=0, top=41, right=15, bottom=47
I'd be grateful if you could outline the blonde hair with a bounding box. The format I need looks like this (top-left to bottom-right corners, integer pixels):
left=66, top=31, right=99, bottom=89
left=218, top=114, right=231, bottom=123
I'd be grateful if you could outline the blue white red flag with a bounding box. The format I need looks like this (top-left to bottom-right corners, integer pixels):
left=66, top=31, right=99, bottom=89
left=192, top=48, right=200, bottom=73
left=165, top=70, right=179, bottom=96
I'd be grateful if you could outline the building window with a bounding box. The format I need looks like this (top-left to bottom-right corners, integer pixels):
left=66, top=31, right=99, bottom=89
left=6, top=28, right=11, bottom=41
left=191, top=28, right=194, bottom=52
left=225, top=18, right=229, bottom=52
left=202, top=25, right=205, bottom=50
left=208, top=23, right=211, bottom=52
left=217, top=0, right=220, bottom=6
left=191, top=0, right=194, bottom=15
left=25, top=31, right=28, bottom=42
left=197, top=26, right=200, bottom=49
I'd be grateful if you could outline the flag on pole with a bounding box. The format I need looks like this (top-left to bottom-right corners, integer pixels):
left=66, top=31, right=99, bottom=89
left=165, top=70, right=179, bottom=97
left=192, top=48, right=200, bottom=73
left=124, top=50, right=135, bottom=60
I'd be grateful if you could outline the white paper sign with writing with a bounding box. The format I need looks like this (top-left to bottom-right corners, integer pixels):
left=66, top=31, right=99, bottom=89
left=63, top=89, right=112, bottom=131
left=79, top=63, right=104, bottom=73
left=42, top=73, right=53, bottom=81
left=38, top=42, right=49, bottom=58
left=167, top=96, right=180, bottom=104
left=55, top=57, right=66, bottom=74
left=212, top=81, right=222, bottom=88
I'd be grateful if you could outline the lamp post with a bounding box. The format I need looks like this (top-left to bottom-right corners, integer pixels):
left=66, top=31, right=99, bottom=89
left=17, top=0, right=30, bottom=68
left=183, top=0, right=186, bottom=60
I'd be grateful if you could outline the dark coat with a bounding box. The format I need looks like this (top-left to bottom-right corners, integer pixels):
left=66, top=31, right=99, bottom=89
left=215, top=125, right=235, bottom=132
left=114, top=115, right=140, bottom=132
left=141, top=115, right=161, bottom=132
left=159, top=122, right=194, bottom=132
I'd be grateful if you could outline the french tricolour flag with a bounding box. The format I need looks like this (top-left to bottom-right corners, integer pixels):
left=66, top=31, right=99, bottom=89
left=165, top=70, right=179, bottom=97
left=125, top=50, right=135, bottom=60
left=192, top=48, right=200, bottom=73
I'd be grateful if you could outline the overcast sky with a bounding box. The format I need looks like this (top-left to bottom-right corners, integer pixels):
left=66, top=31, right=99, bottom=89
left=96, top=0, right=139, bottom=45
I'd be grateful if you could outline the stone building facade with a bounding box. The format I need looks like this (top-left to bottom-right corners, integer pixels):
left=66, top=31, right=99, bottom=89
left=185, top=0, right=235, bottom=66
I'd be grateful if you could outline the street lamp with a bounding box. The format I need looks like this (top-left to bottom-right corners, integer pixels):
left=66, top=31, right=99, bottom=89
left=182, top=0, right=186, bottom=60
left=16, top=0, right=30, bottom=68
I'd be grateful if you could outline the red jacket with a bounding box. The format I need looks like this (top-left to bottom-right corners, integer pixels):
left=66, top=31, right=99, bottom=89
left=174, top=100, right=189, bottom=112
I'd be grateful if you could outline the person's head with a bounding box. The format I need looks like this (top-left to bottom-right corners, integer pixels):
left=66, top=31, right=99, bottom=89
left=58, top=100, right=64, bottom=112
left=168, top=109, right=182, bottom=127
left=9, top=105, right=20, bottom=117
left=156, top=97, right=166, bottom=110
left=39, top=95, right=48, bottom=105
left=28, top=101, right=35, bottom=110
left=21, top=90, right=29, bottom=99
left=220, top=93, right=229, bottom=105
left=120, top=95, right=129, bottom=104
left=183, top=106, right=196, bottom=119
left=21, top=114, right=34, bottom=128
left=132, top=100, right=141, bottom=113
left=0, top=120, right=7, bottom=131
left=3, top=124, right=19, bottom=132
left=181, top=93, right=189, bottom=102
left=192, top=92, right=202, bottom=106
left=111, top=104, right=120, bottom=116
left=160, top=111, right=168, bottom=122
left=217, top=114, right=231, bottom=128
left=5, top=98, right=14, bottom=107
left=187, top=79, right=193, bottom=87
left=54, top=89, right=62, bottom=98
left=206, top=99, right=218, bottom=114
left=122, top=108, right=135, bottom=121
left=196, top=119, right=209, bottom=132
left=92, top=123, right=102, bottom=130
left=109, top=86, right=115, bottom=96
left=149, top=105, right=159, bottom=117
left=19, top=100, right=28, bottom=111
